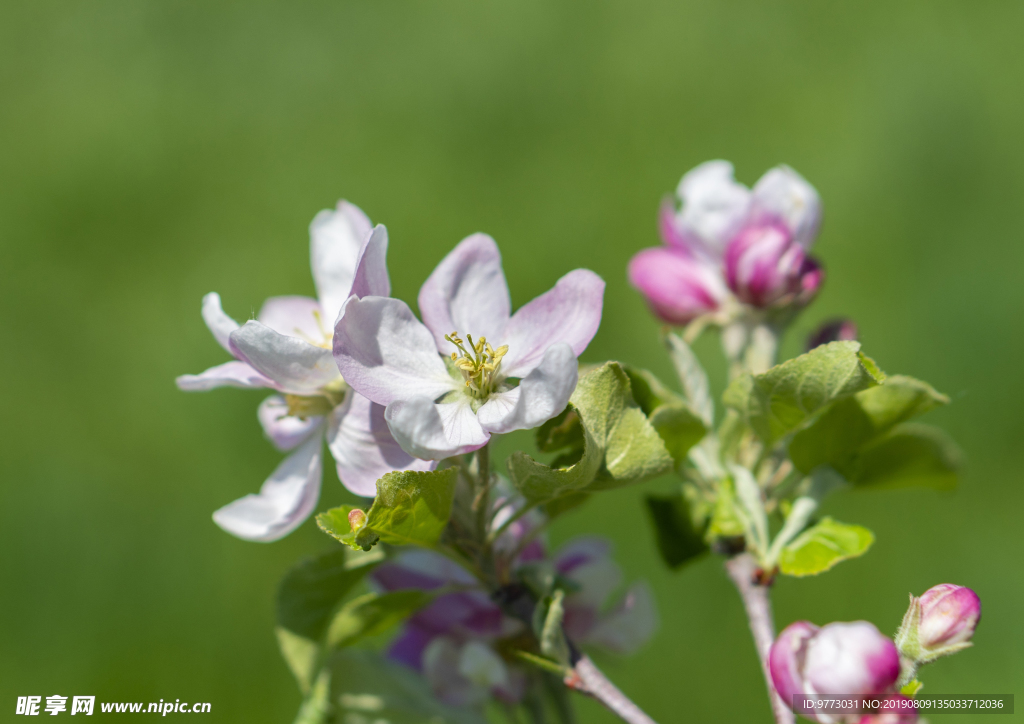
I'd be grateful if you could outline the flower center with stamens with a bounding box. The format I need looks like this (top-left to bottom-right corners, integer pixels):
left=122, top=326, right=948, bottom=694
left=445, top=331, right=509, bottom=400
left=293, top=309, right=334, bottom=349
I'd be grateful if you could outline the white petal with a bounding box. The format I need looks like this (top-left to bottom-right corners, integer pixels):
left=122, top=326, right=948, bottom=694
left=176, top=360, right=275, bottom=391
left=417, top=233, right=511, bottom=355
left=587, top=581, right=659, bottom=655
left=212, top=433, right=323, bottom=542
left=229, top=320, right=340, bottom=395
left=566, top=554, right=623, bottom=611
left=477, top=343, right=578, bottom=434
left=257, top=295, right=329, bottom=346
left=201, top=292, right=240, bottom=354
left=258, top=395, right=323, bottom=451
left=385, top=396, right=489, bottom=460
left=309, top=200, right=373, bottom=322
left=332, top=296, right=455, bottom=407
left=499, top=270, right=603, bottom=378
left=334, top=225, right=393, bottom=326
left=751, top=165, right=822, bottom=248
left=327, top=392, right=435, bottom=497
left=676, top=160, right=752, bottom=257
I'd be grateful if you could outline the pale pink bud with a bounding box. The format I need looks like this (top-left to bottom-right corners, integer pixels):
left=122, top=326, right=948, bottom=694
left=917, top=584, right=981, bottom=650
left=804, top=622, right=901, bottom=699
left=769, top=621, right=819, bottom=710
left=806, top=318, right=858, bottom=351
left=724, top=222, right=821, bottom=308
left=348, top=507, right=367, bottom=531
left=628, top=247, right=727, bottom=325
left=856, top=694, right=918, bottom=724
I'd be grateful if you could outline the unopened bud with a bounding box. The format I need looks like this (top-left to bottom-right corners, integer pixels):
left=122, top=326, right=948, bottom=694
left=896, top=584, right=980, bottom=669
left=806, top=318, right=858, bottom=351
left=856, top=694, right=918, bottom=724
left=770, top=621, right=901, bottom=722
left=628, top=247, right=726, bottom=325
left=724, top=223, right=823, bottom=308
left=348, top=508, right=367, bottom=532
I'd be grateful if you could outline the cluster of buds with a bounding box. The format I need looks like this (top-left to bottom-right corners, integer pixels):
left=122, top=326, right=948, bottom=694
left=629, top=160, right=824, bottom=325
left=769, top=584, right=980, bottom=723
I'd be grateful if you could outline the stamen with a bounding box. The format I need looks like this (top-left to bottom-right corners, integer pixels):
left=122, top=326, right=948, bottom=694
left=444, top=330, right=510, bottom=399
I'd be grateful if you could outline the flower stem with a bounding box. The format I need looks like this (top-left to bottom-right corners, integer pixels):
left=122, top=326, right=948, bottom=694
left=724, top=554, right=794, bottom=724
left=473, top=444, right=492, bottom=563
left=564, top=656, right=658, bottom=724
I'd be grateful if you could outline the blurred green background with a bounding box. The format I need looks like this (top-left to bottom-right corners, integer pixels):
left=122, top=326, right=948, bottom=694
left=2, top=1, right=1022, bottom=722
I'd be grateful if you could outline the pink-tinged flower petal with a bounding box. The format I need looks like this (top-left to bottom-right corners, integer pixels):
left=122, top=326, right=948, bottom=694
left=556, top=537, right=622, bottom=612
left=229, top=321, right=340, bottom=395
left=499, top=269, right=605, bottom=378
left=555, top=536, right=613, bottom=574
left=257, top=296, right=329, bottom=346
left=751, top=165, right=822, bottom=249
left=347, top=225, right=392, bottom=304
left=769, top=621, right=820, bottom=715
left=586, top=581, right=659, bottom=655
left=418, top=233, right=511, bottom=355
left=423, top=637, right=485, bottom=706
left=798, top=256, right=825, bottom=305
left=658, top=196, right=691, bottom=254
left=176, top=360, right=275, bottom=391
left=387, top=622, right=434, bottom=670
left=724, top=223, right=807, bottom=308
left=333, top=296, right=455, bottom=407
left=477, top=343, right=578, bottom=435
left=806, top=318, right=857, bottom=352
left=628, top=246, right=726, bottom=325
left=372, top=549, right=478, bottom=592
left=201, top=292, right=240, bottom=354
left=917, top=584, right=981, bottom=649
left=309, top=200, right=373, bottom=322
left=675, top=160, right=752, bottom=257
left=258, top=395, right=323, bottom=451
left=384, top=396, right=489, bottom=460
left=804, top=621, right=900, bottom=698
left=211, top=433, right=323, bottom=542
left=326, top=392, right=435, bottom=497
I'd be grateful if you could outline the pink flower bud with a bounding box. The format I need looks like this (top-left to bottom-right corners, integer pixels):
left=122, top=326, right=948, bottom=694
left=724, top=222, right=819, bottom=308
left=769, top=621, right=819, bottom=707
left=348, top=507, right=367, bottom=531
left=628, top=247, right=727, bottom=325
left=805, top=622, right=901, bottom=698
left=917, top=584, right=981, bottom=650
left=806, top=318, right=858, bottom=351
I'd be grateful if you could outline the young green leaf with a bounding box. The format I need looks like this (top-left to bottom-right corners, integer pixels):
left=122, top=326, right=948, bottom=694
left=317, top=467, right=458, bottom=550
left=644, top=493, right=710, bottom=568
left=665, top=331, right=714, bottom=426
left=624, top=367, right=707, bottom=468
left=327, top=590, right=432, bottom=648
left=778, top=517, right=875, bottom=577
left=723, top=341, right=883, bottom=445
left=835, top=423, right=961, bottom=490
left=276, top=549, right=381, bottom=640
left=790, top=376, right=950, bottom=473
left=276, top=627, right=321, bottom=695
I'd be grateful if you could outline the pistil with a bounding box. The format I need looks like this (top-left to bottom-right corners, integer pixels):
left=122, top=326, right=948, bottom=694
left=445, top=331, right=509, bottom=399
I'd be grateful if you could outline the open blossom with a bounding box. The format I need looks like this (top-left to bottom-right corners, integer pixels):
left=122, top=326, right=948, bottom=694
left=334, top=234, right=605, bottom=460
left=176, top=202, right=431, bottom=542
left=371, top=532, right=656, bottom=706
left=629, top=160, right=825, bottom=323
left=770, top=620, right=901, bottom=724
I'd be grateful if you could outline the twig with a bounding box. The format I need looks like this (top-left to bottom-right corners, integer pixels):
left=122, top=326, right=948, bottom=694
left=724, top=554, right=794, bottom=724
left=564, top=656, right=658, bottom=724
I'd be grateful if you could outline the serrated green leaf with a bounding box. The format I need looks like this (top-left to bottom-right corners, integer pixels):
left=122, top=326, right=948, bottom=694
left=327, top=590, right=432, bottom=648
left=666, top=332, right=714, bottom=426
left=790, top=376, right=950, bottom=473
left=836, top=423, right=961, bottom=490
left=535, top=406, right=584, bottom=455
left=778, top=517, right=874, bottom=577
left=723, top=341, right=883, bottom=445
left=644, top=493, right=710, bottom=569
left=624, top=367, right=707, bottom=467
left=328, top=649, right=488, bottom=724
left=276, top=549, right=379, bottom=640
left=508, top=362, right=674, bottom=505
left=318, top=467, right=457, bottom=550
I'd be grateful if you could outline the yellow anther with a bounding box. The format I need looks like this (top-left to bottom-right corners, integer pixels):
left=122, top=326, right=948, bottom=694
left=451, top=352, right=458, bottom=361
left=444, top=330, right=510, bottom=399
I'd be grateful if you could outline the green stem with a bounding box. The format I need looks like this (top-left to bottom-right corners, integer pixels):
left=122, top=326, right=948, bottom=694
left=473, top=443, right=492, bottom=564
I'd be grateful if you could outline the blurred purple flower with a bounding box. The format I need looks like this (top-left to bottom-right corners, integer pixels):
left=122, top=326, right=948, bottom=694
left=806, top=318, right=858, bottom=351
left=176, top=202, right=431, bottom=542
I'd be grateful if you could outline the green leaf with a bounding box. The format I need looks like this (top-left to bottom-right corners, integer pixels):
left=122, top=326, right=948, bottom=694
left=790, top=376, right=950, bottom=473
left=665, top=331, right=714, bottom=426
left=327, top=590, right=432, bottom=648
left=778, top=517, right=875, bottom=577
left=644, top=493, right=709, bottom=568
left=318, top=467, right=457, bottom=550
left=534, top=589, right=570, bottom=666
left=292, top=670, right=331, bottom=724
left=328, top=649, right=488, bottom=724
left=707, top=477, right=746, bottom=539
left=836, top=423, right=961, bottom=490
left=508, top=362, right=674, bottom=505
left=276, top=549, right=381, bottom=640
left=723, top=341, right=884, bottom=445
left=624, top=367, right=707, bottom=467
left=276, top=627, right=321, bottom=696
